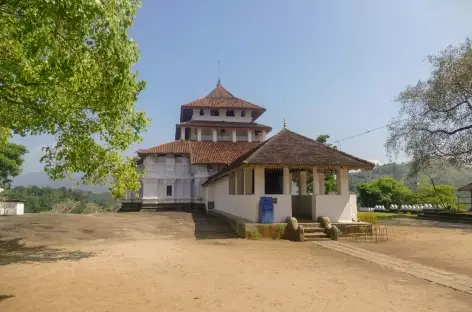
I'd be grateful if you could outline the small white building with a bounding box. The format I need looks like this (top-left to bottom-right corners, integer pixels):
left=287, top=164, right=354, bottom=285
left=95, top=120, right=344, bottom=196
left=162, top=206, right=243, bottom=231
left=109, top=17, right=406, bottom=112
left=127, top=82, right=374, bottom=222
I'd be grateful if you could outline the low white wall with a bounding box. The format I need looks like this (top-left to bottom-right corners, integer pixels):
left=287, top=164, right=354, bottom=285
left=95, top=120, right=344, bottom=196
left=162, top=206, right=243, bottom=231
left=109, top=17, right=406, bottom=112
left=0, top=202, right=25, bottom=216
left=206, top=177, right=292, bottom=223
left=314, top=195, right=357, bottom=222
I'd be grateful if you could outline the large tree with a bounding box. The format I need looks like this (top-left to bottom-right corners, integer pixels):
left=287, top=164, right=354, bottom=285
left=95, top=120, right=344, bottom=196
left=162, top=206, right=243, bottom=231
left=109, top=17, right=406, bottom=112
left=386, top=40, right=472, bottom=174
left=357, top=177, right=413, bottom=208
left=0, top=142, right=28, bottom=187
left=0, top=0, right=149, bottom=198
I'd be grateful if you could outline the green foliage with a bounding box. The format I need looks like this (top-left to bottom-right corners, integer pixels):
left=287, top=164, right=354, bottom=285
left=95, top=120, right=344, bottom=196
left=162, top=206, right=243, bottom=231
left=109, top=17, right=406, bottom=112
left=248, top=229, right=261, bottom=240
left=357, top=212, right=378, bottom=224
left=356, top=176, right=462, bottom=210
left=52, top=199, right=115, bottom=213
left=357, top=177, right=414, bottom=208
left=349, top=161, right=472, bottom=193
left=415, top=184, right=462, bottom=210
left=305, top=134, right=338, bottom=194
left=386, top=39, right=472, bottom=173
left=0, top=142, right=28, bottom=187
left=0, top=0, right=149, bottom=198
left=275, top=224, right=285, bottom=240
left=3, top=186, right=116, bottom=213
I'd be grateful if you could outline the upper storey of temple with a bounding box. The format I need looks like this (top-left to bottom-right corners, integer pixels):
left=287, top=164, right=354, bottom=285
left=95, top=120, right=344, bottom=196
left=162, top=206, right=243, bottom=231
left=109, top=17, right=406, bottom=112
left=179, top=81, right=266, bottom=123
left=176, top=81, right=271, bottom=141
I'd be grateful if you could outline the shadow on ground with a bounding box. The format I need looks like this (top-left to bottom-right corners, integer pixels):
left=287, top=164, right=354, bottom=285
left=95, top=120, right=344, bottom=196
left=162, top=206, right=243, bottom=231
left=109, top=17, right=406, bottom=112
left=0, top=238, right=95, bottom=266
left=0, top=295, right=15, bottom=302
left=192, top=213, right=238, bottom=240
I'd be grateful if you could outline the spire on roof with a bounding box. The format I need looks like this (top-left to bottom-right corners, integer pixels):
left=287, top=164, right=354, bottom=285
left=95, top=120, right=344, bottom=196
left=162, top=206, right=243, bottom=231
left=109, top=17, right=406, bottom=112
left=207, top=81, right=235, bottom=99
left=283, top=118, right=287, bottom=129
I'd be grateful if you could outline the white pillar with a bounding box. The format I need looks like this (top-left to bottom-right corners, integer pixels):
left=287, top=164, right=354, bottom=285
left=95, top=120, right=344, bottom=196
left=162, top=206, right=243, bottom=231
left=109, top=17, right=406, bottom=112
left=232, top=129, right=237, bottom=142
left=247, top=129, right=252, bottom=142
left=212, top=128, right=217, bottom=142
left=283, top=167, right=290, bottom=195
left=254, top=167, right=265, bottom=195
left=234, top=171, right=238, bottom=195
left=180, top=127, right=186, bottom=140
left=318, top=172, right=325, bottom=195
left=244, top=167, right=253, bottom=195
left=337, top=168, right=349, bottom=195
left=197, top=128, right=202, bottom=141
left=262, top=130, right=267, bottom=141
left=299, top=171, right=307, bottom=195
left=312, top=168, right=320, bottom=195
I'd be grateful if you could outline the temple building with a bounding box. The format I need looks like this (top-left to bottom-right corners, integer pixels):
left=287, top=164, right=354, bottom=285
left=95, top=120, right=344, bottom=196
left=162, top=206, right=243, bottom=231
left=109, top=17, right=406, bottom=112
left=129, top=82, right=374, bottom=222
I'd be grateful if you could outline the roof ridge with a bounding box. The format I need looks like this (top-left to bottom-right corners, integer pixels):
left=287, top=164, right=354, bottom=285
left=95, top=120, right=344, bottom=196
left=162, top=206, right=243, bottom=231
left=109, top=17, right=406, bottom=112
left=282, top=128, right=375, bottom=167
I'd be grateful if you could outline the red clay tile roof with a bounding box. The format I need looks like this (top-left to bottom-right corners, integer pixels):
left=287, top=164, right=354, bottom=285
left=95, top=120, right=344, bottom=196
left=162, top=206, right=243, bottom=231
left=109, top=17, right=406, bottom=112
left=177, top=120, right=272, bottom=131
left=204, top=128, right=375, bottom=185
left=190, top=141, right=259, bottom=164
left=180, top=82, right=266, bottom=121
left=138, top=141, right=190, bottom=155
left=138, top=141, right=259, bottom=165
left=458, top=183, right=472, bottom=191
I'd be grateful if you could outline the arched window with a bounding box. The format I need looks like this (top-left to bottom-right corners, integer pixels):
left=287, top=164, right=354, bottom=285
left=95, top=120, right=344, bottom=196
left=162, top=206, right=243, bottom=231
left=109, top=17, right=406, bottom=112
left=241, top=110, right=246, bottom=117
left=199, top=109, right=204, bottom=116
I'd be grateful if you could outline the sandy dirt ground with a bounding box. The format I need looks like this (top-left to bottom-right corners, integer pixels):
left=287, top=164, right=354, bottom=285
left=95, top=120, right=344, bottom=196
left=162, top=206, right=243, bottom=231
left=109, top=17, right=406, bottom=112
left=1, top=212, right=472, bottom=312
left=352, top=218, right=472, bottom=278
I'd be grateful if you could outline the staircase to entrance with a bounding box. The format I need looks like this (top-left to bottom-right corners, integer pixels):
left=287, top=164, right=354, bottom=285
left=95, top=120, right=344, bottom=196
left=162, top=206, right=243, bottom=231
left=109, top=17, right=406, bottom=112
left=298, top=222, right=330, bottom=241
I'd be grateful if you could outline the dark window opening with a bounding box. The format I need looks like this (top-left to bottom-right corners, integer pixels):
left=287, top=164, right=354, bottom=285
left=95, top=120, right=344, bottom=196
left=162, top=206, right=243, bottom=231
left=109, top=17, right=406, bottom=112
left=210, top=109, right=220, bottom=116
left=241, top=110, right=246, bottom=117
left=255, top=130, right=261, bottom=135
left=199, top=109, right=204, bottom=116
left=226, top=110, right=235, bottom=117
left=220, top=129, right=226, bottom=133
left=265, top=169, right=283, bottom=194
left=166, top=185, right=173, bottom=196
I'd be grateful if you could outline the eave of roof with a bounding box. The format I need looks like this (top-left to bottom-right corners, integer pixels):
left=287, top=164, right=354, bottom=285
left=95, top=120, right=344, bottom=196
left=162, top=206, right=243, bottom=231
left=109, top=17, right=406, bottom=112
left=176, top=120, right=272, bottom=130
left=458, top=183, right=472, bottom=191
left=203, top=128, right=375, bottom=186
left=179, top=82, right=266, bottom=122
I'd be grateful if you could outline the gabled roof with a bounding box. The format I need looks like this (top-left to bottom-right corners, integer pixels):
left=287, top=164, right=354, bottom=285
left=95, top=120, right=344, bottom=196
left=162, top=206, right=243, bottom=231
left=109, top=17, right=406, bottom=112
left=458, top=183, right=472, bottom=191
left=180, top=82, right=266, bottom=121
left=204, top=128, right=375, bottom=185
left=138, top=141, right=259, bottom=165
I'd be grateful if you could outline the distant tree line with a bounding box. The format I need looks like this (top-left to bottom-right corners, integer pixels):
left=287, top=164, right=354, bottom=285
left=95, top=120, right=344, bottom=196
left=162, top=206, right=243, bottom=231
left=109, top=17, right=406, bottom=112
left=2, top=186, right=117, bottom=213
left=356, top=177, right=462, bottom=211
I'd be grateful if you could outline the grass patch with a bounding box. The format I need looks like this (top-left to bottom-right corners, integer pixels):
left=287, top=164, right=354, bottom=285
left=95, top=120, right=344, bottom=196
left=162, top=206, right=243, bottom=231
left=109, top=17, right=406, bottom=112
left=358, top=212, right=417, bottom=221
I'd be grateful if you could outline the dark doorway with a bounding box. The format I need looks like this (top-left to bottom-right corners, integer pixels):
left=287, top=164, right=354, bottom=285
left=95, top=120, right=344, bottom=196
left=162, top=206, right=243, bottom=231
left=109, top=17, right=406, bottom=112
left=265, top=169, right=283, bottom=194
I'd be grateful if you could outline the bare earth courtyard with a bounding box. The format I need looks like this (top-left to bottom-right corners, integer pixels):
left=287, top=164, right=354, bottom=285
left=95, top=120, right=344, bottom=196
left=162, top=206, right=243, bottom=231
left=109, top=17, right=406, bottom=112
left=1, top=213, right=472, bottom=312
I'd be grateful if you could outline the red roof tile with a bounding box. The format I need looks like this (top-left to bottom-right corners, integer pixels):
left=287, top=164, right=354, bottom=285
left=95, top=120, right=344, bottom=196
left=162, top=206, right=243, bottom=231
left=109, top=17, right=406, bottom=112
left=138, top=141, right=259, bottom=165
left=190, top=141, right=260, bottom=164
left=204, top=128, right=375, bottom=185
left=458, top=183, right=472, bottom=191
left=138, top=141, right=190, bottom=155
left=180, top=82, right=266, bottom=121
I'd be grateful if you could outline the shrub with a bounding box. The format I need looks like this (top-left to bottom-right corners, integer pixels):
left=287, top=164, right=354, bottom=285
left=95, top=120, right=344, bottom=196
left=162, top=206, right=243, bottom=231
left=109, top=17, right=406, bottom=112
left=248, top=229, right=261, bottom=240
left=357, top=212, right=377, bottom=224
left=275, top=224, right=285, bottom=240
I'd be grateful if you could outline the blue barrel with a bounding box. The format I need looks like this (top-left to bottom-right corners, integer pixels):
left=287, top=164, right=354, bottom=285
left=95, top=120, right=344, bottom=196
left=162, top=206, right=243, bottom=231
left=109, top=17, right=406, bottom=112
left=259, top=197, right=274, bottom=223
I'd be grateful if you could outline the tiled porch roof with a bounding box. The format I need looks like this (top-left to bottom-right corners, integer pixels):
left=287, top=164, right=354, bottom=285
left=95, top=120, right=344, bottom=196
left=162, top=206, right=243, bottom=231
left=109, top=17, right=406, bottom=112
left=138, top=141, right=259, bottom=165
left=204, top=128, right=375, bottom=185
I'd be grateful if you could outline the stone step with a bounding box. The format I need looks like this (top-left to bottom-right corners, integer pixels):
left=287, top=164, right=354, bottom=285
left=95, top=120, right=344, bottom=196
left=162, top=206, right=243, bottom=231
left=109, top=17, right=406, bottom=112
left=303, top=227, right=325, bottom=234
left=304, top=232, right=330, bottom=241
left=298, top=222, right=323, bottom=228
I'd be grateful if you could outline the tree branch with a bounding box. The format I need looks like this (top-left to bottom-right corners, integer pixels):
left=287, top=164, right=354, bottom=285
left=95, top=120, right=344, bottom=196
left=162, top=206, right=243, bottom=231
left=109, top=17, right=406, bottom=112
left=413, top=124, right=472, bottom=135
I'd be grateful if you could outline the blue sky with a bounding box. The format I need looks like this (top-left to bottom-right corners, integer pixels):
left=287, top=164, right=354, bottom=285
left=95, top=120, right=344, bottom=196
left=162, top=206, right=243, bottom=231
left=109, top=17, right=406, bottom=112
left=13, top=0, right=472, bottom=173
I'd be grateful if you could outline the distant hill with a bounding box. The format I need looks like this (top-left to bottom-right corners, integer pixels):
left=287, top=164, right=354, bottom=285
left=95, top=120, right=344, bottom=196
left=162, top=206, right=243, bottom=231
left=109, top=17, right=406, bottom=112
left=349, top=162, right=472, bottom=193
left=13, top=172, right=109, bottom=193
